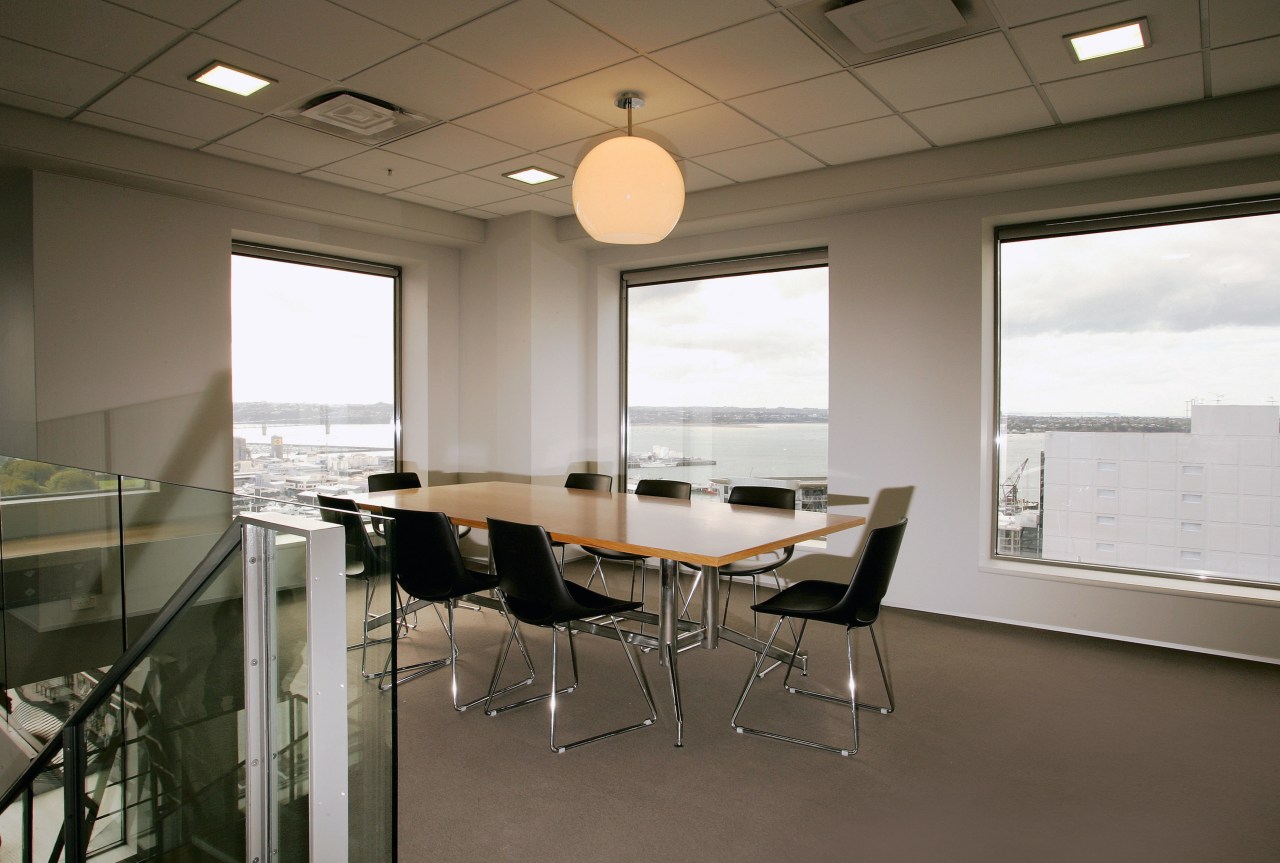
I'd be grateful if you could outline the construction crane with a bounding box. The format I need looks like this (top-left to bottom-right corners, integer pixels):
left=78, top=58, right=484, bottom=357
left=1000, top=457, right=1029, bottom=514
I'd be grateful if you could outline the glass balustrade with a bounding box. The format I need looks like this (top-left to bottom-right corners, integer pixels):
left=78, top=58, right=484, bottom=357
left=0, top=456, right=395, bottom=863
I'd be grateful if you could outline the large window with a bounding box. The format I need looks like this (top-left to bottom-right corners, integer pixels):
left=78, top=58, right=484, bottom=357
left=624, top=251, right=829, bottom=510
left=996, top=201, right=1280, bottom=587
left=231, top=245, right=398, bottom=509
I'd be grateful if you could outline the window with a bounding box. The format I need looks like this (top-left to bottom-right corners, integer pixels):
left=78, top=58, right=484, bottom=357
left=623, top=250, right=829, bottom=511
left=231, top=245, right=398, bottom=508
left=996, top=200, right=1280, bottom=588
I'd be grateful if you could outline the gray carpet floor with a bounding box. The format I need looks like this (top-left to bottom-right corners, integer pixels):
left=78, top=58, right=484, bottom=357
left=391, top=560, right=1280, bottom=863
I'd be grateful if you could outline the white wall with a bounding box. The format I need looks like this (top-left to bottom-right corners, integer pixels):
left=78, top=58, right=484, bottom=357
left=458, top=211, right=591, bottom=484
left=7, top=171, right=461, bottom=491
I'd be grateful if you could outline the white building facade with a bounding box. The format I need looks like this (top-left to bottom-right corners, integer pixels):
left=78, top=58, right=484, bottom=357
left=1042, top=405, right=1280, bottom=585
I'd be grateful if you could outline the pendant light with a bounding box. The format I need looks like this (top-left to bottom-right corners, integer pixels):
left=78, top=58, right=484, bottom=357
left=572, top=92, right=685, bottom=244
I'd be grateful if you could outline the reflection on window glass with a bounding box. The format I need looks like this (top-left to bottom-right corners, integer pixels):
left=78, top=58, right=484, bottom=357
left=232, top=253, right=396, bottom=510
left=997, top=209, right=1280, bottom=586
left=626, top=264, right=829, bottom=511
left=0, top=459, right=118, bottom=498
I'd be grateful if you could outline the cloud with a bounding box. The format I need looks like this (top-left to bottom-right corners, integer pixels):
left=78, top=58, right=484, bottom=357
left=628, top=269, right=829, bottom=407
left=1001, top=213, right=1280, bottom=337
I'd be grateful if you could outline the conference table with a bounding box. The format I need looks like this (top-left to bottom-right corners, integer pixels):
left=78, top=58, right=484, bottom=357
left=350, top=480, right=866, bottom=745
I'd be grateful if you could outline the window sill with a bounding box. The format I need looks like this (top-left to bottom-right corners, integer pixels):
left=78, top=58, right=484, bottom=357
left=980, top=557, right=1280, bottom=608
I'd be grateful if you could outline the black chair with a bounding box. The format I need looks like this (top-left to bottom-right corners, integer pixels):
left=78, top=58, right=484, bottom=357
left=683, top=485, right=798, bottom=633
left=582, top=479, right=692, bottom=600
left=550, top=472, right=613, bottom=568
left=316, top=494, right=393, bottom=678
left=378, top=508, right=533, bottom=707
left=367, top=471, right=421, bottom=493
left=367, top=471, right=471, bottom=540
left=483, top=517, right=657, bottom=753
left=729, top=519, right=907, bottom=756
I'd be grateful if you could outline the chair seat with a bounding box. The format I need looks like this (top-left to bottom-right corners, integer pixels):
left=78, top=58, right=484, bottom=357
left=505, top=581, right=642, bottom=627
left=581, top=544, right=646, bottom=562
left=680, top=549, right=787, bottom=577
left=415, top=565, right=498, bottom=603
left=751, top=579, right=866, bottom=626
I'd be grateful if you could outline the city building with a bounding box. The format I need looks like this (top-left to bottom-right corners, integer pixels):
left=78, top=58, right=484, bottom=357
left=1041, top=405, right=1280, bottom=583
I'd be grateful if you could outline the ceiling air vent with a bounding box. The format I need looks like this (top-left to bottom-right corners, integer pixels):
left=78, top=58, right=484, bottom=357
left=825, top=0, right=966, bottom=53
left=281, top=91, right=439, bottom=144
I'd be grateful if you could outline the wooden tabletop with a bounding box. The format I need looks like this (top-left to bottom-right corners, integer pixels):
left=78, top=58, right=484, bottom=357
left=350, top=481, right=865, bottom=568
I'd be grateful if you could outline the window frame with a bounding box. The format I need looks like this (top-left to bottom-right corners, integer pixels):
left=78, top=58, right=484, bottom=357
left=619, top=248, right=829, bottom=494
left=992, top=196, right=1280, bottom=591
left=231, top=242, right=403, bottom=479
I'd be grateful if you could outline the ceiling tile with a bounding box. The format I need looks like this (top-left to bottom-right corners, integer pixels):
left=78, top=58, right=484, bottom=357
left=454, top=94, right=611, bottom=151
left=555, top=0, right=776, bottom=52
left=134, top=34, right=330, bottom=114
left=692, top=139, right=823, bottom=182
left=1211, top=36, right=1280, bottom=96
left=344, top=44, right=526, bottom=121
left=484, top=194, right=575, bottom=217
left=0, top=0, right=182, bottom=71
left=729, top=72, right=891, bottom=136
left=203, top=141, right=311, bottom=172
left=856, top=33, right=1032, bottom=112
left=1041, top=54, right=1204, bottom=123
left=88, top=77, right=262, bottom=140
left=0, top=38, right=120, bottom=107
left=641, top=103, right=776, bottom=157
left=329, top=0, right=510, bottom=40
left=201, top=0, right=417, bottom=80
left=0, top=90, right=78, bottom=118
left=404, top=173, right=523, bottom=207
left=111, top=0, right=238, bottom=29
left=430, top=0, right=635, bottom=89
left=389, top=188, right=465, bottom=210
left=470, top=154, right=577, bottom=193
left=987, top=0, right=1114, bottom=28
left=906, top=87, right=1054, bottom=146
left=1008, top=0, right=1203, bottom=83
left=216, top=116, right=369, bottom=167
left=539, top=133, right=617, bottom=168
left=76, top=111, right=207, bottom=148
left=383, top=123, right=526, bottom=171
left=652, top=14, right=841, bottom=99
left=1209, top=0, right=1280, bottom=46
left=320, top=149, right=453, bottom=188
left=678, top=160, right=734, bottom=191
left=539, top=185, right=573, bottom=204
left=301, top=169, right=395, bottom=193
left=542, top=57, right=714, bottom=124
left=791, top=115, right=930, bottom=164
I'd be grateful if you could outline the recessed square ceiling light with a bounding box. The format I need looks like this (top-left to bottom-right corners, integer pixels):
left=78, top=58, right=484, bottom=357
left=503, top=167, right=563, bottom=185
left=191, top=62, right=273, bottom=96
left=1066, top=19, right=1149, bottom=62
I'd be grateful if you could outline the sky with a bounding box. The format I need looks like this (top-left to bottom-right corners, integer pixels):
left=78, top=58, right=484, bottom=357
left=231, top=255, right=395, bottom=404
left=1000, top=211, right=1280, bottom=416
left=627, top=267, right=829, bottom=409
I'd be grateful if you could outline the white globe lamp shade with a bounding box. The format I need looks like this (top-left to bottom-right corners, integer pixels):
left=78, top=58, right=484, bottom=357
left=572, top=136, right=685, bottom=244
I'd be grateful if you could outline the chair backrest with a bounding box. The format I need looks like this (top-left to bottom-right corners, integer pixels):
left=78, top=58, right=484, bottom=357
left=367, top=471, right=422, bottom=492
left=564, top=472, right=612, bottom=492
left=837, top=519, right=908, bottom=626
left=487, top=518, right=578, bottom=624
left=316, top=494, right=379, bottom=575
left=727, top=484, right=796, bottom=510
left=849, top=485, right=914, bottom=561
left=380, top=507, right=469, bottom=602
left=727, top=484, right=798, bottom=564
left=634, top=478, right=692, bottom=500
